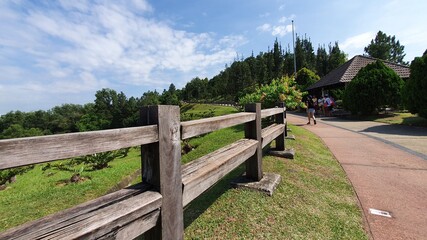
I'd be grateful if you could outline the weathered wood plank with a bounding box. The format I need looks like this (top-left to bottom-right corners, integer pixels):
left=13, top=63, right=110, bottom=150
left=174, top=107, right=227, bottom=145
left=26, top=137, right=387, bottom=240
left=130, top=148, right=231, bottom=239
left=275, top=102, right=286, bottom=150
left=182, top=139, right=258, bottom=207
left=0, top=186, right=161, bottom=240
left=113, top=210, right=160, bottom=240
left=245, top=103, right=263, bottom=181
left=0, top=183, right=151, bottom=240
left=261, top=107, right=285, bottom=119
left=261, top=123, right=286, bottom=148
left=0, top=125, right=158, bottom=170
left=141, top=105, right=184, bottom=240
left=181, top=112, right=256, bottom=140
left=44, top=191, right=162, bottom=240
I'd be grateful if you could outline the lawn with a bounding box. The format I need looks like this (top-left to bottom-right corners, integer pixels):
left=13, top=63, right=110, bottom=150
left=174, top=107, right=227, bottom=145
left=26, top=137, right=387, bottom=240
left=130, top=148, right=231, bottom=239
left=0, top=149, right=142, bottom=231
left=346, top=111, right=427, bottom=127
left=183, top=125, right=368, bottom=239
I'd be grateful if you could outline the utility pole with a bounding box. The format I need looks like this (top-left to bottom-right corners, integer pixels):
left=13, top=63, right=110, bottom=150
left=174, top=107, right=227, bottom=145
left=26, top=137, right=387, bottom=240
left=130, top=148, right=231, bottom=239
left=292, top=20, right=297, bottom=78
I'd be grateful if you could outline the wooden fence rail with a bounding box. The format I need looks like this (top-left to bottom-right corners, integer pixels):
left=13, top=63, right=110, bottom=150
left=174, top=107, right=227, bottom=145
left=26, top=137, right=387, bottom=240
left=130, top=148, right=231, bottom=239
left=0, top=103, right=289, bottom=240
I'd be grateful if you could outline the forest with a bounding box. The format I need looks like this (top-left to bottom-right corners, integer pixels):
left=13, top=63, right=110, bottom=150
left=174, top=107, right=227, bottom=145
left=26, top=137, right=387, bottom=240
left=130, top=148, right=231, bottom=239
left=0, top=35, right=348, bottom=139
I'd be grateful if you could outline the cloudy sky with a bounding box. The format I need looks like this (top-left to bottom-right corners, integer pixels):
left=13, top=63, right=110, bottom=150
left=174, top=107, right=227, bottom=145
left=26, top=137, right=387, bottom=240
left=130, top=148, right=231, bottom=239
left=1, top=0, right=426, bottom=114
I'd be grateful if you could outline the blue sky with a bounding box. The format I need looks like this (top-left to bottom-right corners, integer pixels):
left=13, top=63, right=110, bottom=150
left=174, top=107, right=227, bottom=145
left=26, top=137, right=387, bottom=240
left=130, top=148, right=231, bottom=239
left=1, top=0, right=426, bottom=114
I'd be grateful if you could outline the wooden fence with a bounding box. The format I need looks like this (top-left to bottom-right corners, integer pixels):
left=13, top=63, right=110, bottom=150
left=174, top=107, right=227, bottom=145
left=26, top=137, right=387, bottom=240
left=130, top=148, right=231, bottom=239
left=0, top=103, right=289, bottom=240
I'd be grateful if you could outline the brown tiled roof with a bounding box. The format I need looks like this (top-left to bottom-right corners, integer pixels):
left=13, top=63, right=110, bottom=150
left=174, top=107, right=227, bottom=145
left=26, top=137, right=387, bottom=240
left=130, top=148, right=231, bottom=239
left=307, top=55, right=410, bottom=90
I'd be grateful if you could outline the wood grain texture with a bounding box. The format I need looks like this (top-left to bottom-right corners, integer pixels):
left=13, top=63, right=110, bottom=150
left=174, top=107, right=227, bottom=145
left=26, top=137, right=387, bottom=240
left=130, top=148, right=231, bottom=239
left=244, top=103, right=263, bottom=181
left=275, top=102, right=286, bottom=151
left=0, top=184, right=161, bottom=240
left=260, top=107, right=285, bottom=119
left=0, top=125, right=158, bottom=170
left=181, top=112, right=256, bottom=139
left=181, top=139, right=258, bottom=207
left=141, top=105, right=184, bottom=240
left=261, top=123, right=286, bottom=148
left=113, top=210, right=160, bottom=240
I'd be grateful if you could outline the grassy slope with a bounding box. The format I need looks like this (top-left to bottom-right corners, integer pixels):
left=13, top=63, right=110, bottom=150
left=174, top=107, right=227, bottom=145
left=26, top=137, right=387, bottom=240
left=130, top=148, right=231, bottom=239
left=0, top=149, right=141, bottom=231
left=181, top=103, right=240, bottom=118
left=184, top=125, right=367, bottom=239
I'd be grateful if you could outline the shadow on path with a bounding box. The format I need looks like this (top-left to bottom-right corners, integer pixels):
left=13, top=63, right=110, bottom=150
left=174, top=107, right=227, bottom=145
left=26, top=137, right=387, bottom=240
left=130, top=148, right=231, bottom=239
left=361, top=125, right=427, bottom=137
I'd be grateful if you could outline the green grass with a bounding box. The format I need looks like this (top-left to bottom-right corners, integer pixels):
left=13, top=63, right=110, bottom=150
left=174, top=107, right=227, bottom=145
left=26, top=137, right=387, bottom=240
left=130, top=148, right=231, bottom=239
left=184, top=125, right=368, bottom=239
left=180, top=103, right=240, bottom=120
left=373, top=112, right=427, bottom=127
left=0, top=149, right=142, bottom=231
left=346, top=111, right=427, bottom=127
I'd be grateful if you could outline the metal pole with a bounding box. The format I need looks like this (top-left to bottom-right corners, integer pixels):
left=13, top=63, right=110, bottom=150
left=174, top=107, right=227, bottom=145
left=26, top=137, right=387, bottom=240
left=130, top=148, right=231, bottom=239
left=292, top=20, right=297, bottom=78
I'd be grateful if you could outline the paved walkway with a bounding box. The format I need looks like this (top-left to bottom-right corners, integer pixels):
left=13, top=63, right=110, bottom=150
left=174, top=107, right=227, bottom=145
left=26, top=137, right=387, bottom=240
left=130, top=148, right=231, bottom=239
left=287, top=113, right=427, bottom=240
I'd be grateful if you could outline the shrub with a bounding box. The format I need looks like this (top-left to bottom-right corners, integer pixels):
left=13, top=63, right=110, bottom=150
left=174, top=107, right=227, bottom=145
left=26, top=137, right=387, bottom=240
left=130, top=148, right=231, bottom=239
left=404, top=50, right=427, bottom=118
left=239, top=76, right=304, bottom=109
left=296, top=67, right=320, bottom=90
left=343, top=60, right=404, bottom=115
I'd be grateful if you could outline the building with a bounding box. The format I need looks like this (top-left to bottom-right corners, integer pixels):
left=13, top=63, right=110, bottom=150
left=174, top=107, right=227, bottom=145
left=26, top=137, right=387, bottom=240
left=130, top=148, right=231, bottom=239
left=306, top=55, right=410, bottom=96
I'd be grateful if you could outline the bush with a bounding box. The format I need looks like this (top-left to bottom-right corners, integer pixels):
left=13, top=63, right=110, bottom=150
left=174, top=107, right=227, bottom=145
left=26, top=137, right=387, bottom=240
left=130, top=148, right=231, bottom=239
left=343, top=60, right=404, bottom=115
left=239, top=76, right=304, bottom=109
left=296, top=67, right=320, bottom=90
left=404, top=51, right=427, bottom=118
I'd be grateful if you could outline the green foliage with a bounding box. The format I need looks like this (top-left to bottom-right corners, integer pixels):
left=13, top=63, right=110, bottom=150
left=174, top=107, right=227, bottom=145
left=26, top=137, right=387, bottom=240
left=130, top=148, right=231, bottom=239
left=159, top=84, right=180, bottom=105
left=364, top=30, right=407, bottom=65
left=296, top=67, right=320, bottom=90
left=239, top=76, right=304, bottom=109
left=1, top=124, right=44, bottom=139
left=327, top=42, right=347, bottom=72
left=295, top=35, right=316, bottom=71
left=42, top=149, right=129, bottom=174
left=404, top=51, right=427, bottom=117
left=0, top=166, right=33, bottom=185
left=343, top=60, right=404, bottom=115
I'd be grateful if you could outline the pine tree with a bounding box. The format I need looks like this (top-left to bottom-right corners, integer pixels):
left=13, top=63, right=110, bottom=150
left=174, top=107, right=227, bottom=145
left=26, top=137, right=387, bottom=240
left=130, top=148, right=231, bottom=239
left=364, top=31, right=407, bottom=65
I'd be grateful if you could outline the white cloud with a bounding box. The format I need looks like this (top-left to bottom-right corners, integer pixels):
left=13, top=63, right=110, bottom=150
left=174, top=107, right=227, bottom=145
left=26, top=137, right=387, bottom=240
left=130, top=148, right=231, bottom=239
left=257, top=15, right=294, bottom=37
left=272, top=25, right=292, bottom=37
left=0, top=1, right=243, bottom=113
left=259, top=12, right=270, bottom=18
left=257, top=24, right=272, bottom=32
left=340, top=32, right=375, bottom=57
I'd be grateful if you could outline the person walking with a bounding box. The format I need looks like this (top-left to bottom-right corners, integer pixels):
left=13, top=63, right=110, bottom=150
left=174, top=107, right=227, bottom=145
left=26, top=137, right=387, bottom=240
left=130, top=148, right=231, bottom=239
left=305, top=95, right=317, bottom=125
left=324, top=94, right=332, bottom=117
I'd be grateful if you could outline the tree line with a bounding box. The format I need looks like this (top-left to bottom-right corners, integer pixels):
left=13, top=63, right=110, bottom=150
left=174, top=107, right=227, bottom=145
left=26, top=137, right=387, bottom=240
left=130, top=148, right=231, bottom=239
left=181, top=36, right=346, bottom=102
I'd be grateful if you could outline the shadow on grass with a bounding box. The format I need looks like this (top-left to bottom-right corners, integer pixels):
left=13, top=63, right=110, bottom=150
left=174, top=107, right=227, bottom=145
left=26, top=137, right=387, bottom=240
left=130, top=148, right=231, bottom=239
left=401, top=116, right=427, bottom=128
left=183, top=165, right=245, bottom=229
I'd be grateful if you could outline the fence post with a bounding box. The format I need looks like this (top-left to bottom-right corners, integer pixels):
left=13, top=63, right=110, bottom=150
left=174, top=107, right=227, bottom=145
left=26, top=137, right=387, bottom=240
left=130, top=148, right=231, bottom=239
left=275, top=102, right=285, bottom=151
left=140, top=105, right=184, bottom=240
left=244, top=103, right=262, bottom=181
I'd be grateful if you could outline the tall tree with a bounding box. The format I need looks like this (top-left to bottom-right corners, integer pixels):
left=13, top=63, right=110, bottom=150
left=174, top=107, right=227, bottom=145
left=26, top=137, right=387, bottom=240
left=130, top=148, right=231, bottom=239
left=328, top=42, right=347, bottom=73
left=316, top=45, right=328, bottom=76
left=364, top=31, right=407, bottom=64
